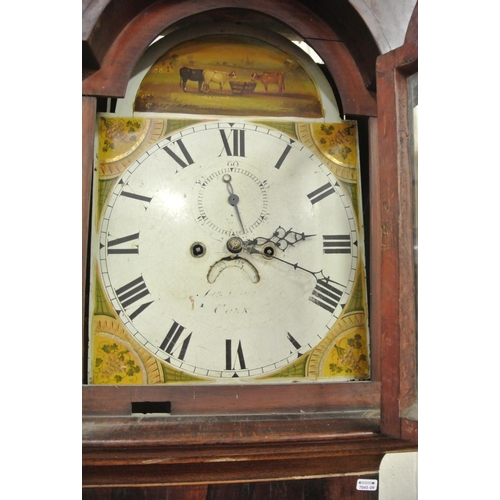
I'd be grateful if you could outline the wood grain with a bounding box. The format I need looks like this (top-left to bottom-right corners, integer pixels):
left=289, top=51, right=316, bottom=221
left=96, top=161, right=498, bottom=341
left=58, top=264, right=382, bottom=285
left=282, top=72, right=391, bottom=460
left=82, top=476, right=380, bottom=499
left=82, top=381, right=381, bottom=416
left=375, top=2, right=418, bottom=439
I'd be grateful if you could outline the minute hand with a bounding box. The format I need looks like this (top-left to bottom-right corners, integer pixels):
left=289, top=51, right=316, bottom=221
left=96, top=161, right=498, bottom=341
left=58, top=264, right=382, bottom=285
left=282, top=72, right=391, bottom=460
left=247, top=245, right=343, bottom=287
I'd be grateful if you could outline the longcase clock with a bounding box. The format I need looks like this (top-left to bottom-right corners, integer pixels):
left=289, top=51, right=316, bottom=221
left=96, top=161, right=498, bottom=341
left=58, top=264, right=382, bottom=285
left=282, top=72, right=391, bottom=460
left=82, top=0, right=418, bottom=489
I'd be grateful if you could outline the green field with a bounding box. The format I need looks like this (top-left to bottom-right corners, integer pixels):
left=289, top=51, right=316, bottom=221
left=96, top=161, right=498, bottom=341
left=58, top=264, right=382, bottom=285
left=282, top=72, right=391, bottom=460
left=135, top=79, right=322, bottom=117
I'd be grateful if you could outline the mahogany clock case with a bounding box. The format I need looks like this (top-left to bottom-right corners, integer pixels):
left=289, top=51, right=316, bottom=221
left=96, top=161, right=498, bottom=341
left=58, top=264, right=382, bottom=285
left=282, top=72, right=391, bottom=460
left=82, top=0, right=418, bottom=488
left=85, top=5, right=376, bottom=406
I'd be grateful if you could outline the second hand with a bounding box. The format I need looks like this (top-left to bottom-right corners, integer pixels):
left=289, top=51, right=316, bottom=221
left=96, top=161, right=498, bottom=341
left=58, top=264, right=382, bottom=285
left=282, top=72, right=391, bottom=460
left=223, top=174, right=245, bottom=233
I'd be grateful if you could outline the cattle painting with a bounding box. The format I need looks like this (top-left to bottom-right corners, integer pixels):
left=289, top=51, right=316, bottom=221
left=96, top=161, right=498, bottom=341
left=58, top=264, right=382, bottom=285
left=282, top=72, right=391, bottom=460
left=251, top=71, right=285, bottom=94
left=202, top=70, right=236, bottom=93
left=179, top=67, right=205, bottom=92
left=136, top=35, right=324, bottom=116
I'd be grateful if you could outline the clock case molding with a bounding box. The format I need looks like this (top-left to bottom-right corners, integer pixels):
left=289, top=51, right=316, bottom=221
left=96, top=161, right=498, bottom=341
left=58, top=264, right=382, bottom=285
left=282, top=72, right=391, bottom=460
left=82, top=0, right=418, bottom=487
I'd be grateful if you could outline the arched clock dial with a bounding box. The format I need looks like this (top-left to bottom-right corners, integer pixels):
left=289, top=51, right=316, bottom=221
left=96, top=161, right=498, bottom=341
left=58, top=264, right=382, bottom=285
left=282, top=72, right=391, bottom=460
left=97, top=121, right=359, bottom=380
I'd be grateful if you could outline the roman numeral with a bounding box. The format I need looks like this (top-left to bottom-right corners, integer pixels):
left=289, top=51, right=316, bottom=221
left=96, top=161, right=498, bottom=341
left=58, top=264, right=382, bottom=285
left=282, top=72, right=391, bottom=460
left=160, top=321, right=192, bottom=361
left=287, top=332, right=302, bottom=351
left=115, top=276, right=153, bottom=319
left=163, top=139, right=194, bottom=168
left=220, top=129, right=245, bottom=157
left=286, top=332, right=306, bottom=359
left=226, top=339, right=246, bottom=372
left=307, top=182, right=335, bottom=205
left=120, top=191, right=153, bottom=204
left=107, top=232, right=139, bottom=254
left=323, top=234, right=351, bottom=254
left=274, top=144, right=292, bottom=169
left=309, top=279, right=344, bottom=314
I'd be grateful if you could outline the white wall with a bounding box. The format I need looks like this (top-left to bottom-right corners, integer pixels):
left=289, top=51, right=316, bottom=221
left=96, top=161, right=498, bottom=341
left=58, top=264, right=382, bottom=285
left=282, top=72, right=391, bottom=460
left=379, top=452, right=418, bottom=500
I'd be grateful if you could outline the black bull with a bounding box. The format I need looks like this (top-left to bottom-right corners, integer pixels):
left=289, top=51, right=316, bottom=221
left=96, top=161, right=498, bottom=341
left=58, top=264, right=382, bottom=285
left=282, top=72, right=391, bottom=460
left=179, top=67, right=204, bottom=92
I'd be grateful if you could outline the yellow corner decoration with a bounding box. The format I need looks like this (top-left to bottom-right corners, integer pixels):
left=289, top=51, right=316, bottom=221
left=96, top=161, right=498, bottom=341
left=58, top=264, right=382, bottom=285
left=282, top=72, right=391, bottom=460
left=297, top=122, right=359, bottom=183
left=322, top=320, right=369, bottom=378
left=97, top=117, right=167, bottom=180
left=90, top=317, right=167, bottom=384
left=306, top=312, right=369, bottom=380
left=91, top=318, right=147, bottom=384
left=92, top=333, right=146, bottom=385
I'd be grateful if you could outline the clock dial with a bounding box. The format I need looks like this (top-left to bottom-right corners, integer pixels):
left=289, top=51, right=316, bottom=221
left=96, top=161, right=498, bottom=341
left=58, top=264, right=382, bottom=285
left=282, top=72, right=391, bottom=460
left=95, top=121, right=359, bottom=380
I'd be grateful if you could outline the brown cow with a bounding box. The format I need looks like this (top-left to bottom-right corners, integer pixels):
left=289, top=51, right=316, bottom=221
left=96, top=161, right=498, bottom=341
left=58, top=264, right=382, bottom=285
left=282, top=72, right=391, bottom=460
left=251, top=71, right=285, bottom=94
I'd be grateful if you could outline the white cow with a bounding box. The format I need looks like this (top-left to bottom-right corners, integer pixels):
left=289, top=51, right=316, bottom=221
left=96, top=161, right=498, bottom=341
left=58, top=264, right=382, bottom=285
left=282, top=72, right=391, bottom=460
left=202, top=70, right=236, bottom=93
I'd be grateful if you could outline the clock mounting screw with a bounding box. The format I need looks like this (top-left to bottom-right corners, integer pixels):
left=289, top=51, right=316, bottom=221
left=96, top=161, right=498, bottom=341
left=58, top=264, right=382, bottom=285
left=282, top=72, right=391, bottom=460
left=191, top=242, right=206, bottom=258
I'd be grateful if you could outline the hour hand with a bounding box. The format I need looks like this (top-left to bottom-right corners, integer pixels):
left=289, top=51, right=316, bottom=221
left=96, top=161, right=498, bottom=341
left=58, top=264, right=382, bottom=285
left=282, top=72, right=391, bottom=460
left=245, top=226, right=316, bottom=251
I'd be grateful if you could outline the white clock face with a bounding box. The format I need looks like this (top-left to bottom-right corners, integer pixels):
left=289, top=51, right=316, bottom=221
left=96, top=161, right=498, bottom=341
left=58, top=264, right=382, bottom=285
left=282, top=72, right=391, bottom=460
left=98, top=121, right=359, bottom=380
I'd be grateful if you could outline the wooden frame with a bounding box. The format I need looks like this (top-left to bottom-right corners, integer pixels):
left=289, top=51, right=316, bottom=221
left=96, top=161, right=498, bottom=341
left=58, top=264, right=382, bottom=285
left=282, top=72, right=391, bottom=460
left=82, top=0, right=418, bottom=487
left=375, top=4, right=418, bottom=442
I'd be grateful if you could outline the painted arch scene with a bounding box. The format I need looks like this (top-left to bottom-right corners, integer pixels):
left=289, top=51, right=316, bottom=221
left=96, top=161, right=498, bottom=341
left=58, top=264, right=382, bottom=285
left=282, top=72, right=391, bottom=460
left=134, top=35, right=324, bottom=118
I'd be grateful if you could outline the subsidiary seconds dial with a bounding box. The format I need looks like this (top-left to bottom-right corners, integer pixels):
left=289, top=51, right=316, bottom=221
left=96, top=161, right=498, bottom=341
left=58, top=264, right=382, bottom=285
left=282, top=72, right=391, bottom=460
left=196, top=166, right=269, bottom=236
left=98, top=121, right=359, bottom=380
